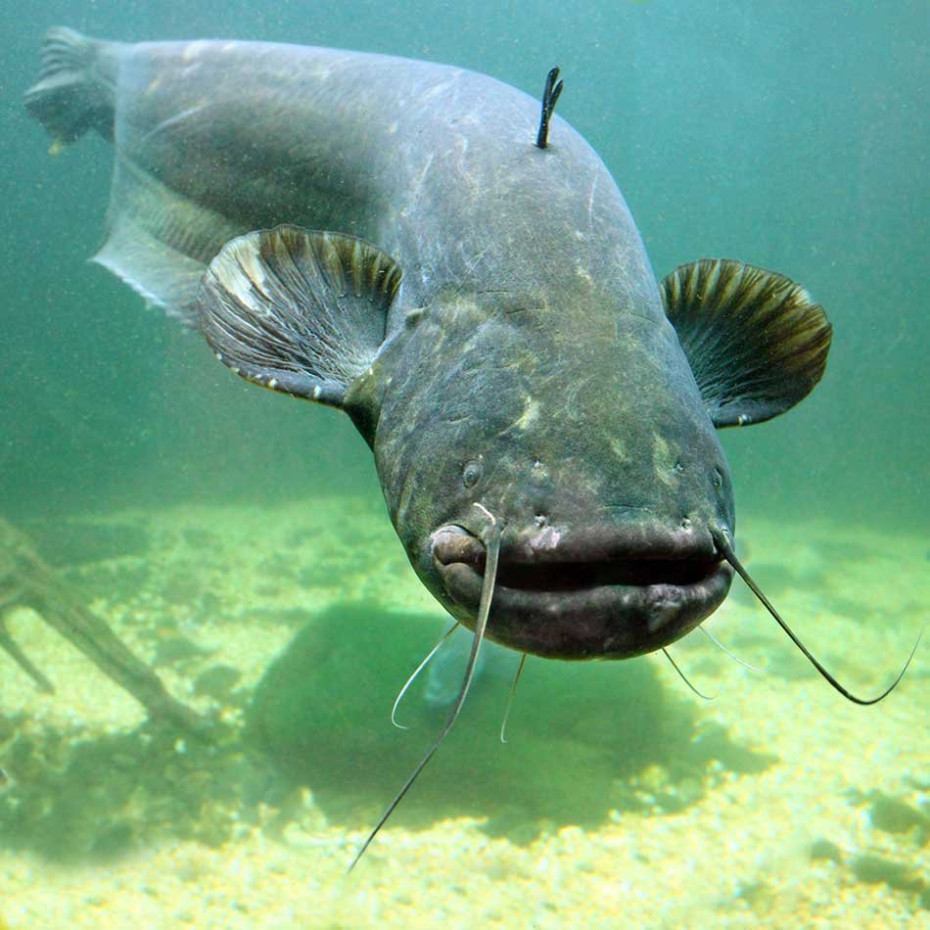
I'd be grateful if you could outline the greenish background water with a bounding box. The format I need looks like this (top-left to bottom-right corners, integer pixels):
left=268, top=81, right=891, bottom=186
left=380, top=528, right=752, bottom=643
left=2, top=1, right=927, bottom=533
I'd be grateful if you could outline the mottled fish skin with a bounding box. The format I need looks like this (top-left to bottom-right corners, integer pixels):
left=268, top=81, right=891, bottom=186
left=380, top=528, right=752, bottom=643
left=26, top=32, right=830, bottom=663
left=29, top=35, right=658, bottom=328
left=25, top=32, right=733, bottom=659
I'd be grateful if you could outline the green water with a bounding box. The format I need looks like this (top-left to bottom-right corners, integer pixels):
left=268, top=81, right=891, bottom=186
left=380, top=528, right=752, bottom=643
left=3, top=2, right=928, bottom=529
left=0, top=2, right=927, bottom=927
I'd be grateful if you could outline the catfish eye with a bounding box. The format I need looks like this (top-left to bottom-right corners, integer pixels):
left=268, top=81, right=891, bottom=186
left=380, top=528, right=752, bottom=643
left=462, top=460, right=483, bottom=488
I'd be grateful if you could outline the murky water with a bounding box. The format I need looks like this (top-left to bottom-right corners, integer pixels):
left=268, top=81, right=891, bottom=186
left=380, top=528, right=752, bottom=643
left=1, top=3, right=927, bottom=926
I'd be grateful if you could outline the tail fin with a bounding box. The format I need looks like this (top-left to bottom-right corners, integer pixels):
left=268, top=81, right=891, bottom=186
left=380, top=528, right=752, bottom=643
left=24, top=27, right=117, bottom=145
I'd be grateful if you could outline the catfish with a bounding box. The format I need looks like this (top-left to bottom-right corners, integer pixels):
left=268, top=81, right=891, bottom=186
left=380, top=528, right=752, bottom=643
left=25, top=29, right=917, bottom=867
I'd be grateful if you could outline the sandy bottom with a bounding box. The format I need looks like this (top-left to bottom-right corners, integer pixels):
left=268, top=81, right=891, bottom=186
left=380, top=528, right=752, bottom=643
left=0, top=497, right=927, bottom=928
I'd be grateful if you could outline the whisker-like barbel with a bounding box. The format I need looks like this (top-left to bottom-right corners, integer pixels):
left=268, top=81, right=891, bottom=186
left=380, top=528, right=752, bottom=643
left=713, top=529, right=921, bottom=705
left=391, top=622, right=459, bottom=730
left=349, top=518, right=503, bottom=872
left=499, top=652, right=527, bottom=743
left=699, top=624, right=762, bottom=673
left=662, top=647, right=715, bottom=701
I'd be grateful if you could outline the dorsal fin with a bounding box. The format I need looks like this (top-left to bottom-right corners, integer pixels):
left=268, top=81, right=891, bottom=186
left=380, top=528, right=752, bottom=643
left=661, top=259, right=832, bottom=427
left=198, top=226, right=402, bottom=408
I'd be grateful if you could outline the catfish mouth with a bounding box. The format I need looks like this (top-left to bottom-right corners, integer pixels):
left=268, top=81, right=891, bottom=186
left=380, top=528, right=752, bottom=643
left=430, top=524, right=732, bottom=659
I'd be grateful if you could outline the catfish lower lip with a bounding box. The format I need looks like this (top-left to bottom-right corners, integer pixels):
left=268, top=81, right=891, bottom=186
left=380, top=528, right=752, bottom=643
left=435, top=559, right=733, bottom=660
left=431, top=525, right=733, bottom=660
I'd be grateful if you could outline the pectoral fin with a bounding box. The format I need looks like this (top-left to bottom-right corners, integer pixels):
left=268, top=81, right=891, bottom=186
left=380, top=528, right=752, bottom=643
left=661, top=259, right=832, bottom=427
left=198, top=226, right=402, bottom=410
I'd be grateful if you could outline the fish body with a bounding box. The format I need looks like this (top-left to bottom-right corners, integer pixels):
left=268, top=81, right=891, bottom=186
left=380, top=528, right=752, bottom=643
left=31, top=35, right=654, bottom=326
left=26, top=30, right=830, bottom=662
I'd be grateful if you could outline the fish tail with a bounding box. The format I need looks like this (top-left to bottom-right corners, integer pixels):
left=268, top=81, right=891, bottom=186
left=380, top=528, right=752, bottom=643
left=24, top=27, right=118, bottom=146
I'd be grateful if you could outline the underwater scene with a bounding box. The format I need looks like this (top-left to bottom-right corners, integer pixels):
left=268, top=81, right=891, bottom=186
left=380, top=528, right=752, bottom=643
left=1, top=2, right=928, bottom=927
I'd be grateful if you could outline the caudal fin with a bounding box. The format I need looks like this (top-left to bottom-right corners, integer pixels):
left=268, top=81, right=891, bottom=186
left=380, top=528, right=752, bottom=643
left=24, top=27, right=117, bottom=144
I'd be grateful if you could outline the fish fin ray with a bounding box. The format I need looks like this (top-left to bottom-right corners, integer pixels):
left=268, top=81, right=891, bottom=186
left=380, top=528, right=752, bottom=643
left=94, top=159, right=245, bottom=326
left=198, top=226, right=402, bottom=407
left=661, top=259, right=832, bottom=427
left=24, top=27, right=118, bottom=144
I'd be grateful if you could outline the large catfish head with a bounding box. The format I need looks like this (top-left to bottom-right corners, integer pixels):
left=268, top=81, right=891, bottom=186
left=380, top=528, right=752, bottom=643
left=196, top=226, right=832, bottom=662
